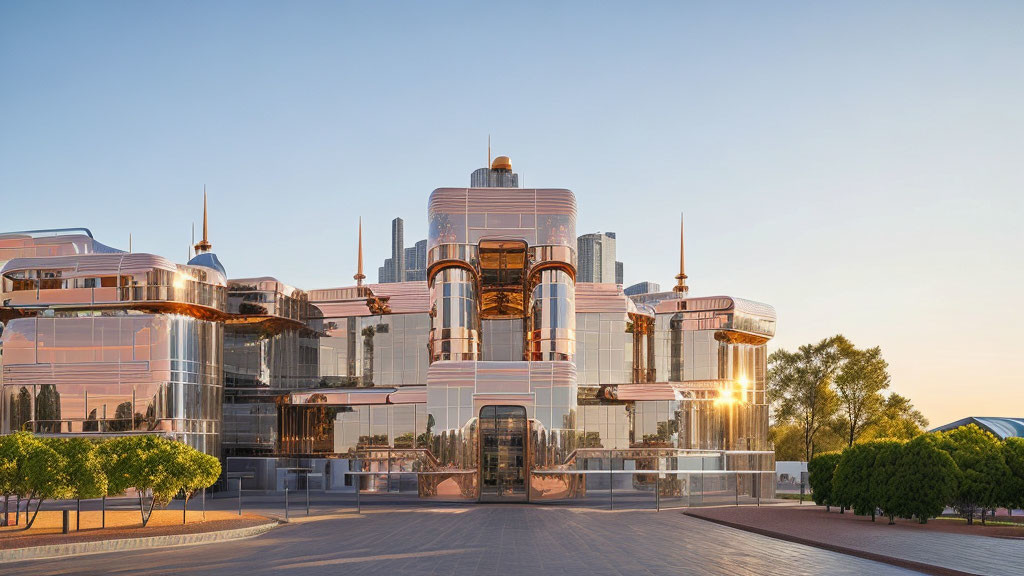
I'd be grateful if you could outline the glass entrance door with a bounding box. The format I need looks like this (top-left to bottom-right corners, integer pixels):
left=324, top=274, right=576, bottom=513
left=479, top=405, right=528, bottom=502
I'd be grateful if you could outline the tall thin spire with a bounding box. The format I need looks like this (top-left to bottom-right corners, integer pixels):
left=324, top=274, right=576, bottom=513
left=129, top=233, right=132, bottom=254
left=354, top=217, right=366, bottom=286
left=673, top=212, right=689, bottom=294
left=194, top=186, right=212, bottom=253
left=488, top=135, right=492, bottom=168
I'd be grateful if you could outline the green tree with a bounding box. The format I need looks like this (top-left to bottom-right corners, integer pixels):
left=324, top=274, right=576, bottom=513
left=807, top=451, right=842, bottom=511
left=21, top=439, right=71, bottom=529
left=769, top=422, right=807, bottom=462
left=834, top=346, right=890, bottom=447
left=1001, top=438, right=1024, bottom=514
left=59, top=438, right=108, bottom=518
left=870, top=439, right=904, bottom=524
left=769, top=335, right=851, bottom=461
left=868, top=393, right=928, bottom=440
left=164, top=442, right=221, bottom=521
left=0, top=432, right=35, bottom=526
left=891, top=434, right=958, bottom=523
left=99, top=435, right=179, bottom=527
left=834, top=442, right=881, bottom=520
left=938, top=425, right=1011, bottom=525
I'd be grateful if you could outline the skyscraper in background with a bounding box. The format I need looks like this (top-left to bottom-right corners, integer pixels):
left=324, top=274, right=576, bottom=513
left=391, top=217, right=404, bottom=281
left=577, top=231, right=619, bottom=284
left=624, top=281, right=660, bottom=296
left=378, top=218, right=427, bottom=283
left=404, top=239, right=427, bottom=281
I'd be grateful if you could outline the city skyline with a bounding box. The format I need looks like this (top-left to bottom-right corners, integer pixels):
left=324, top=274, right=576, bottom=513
left=2, top=1, right=1022, bottom=427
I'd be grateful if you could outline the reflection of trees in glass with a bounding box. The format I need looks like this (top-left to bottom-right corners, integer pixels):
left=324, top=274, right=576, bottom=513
left=108, top=401, right=134, bottom=432
left=238, top=302, right=268, bottom=315
left=34, top=385, right=62, bottom=433
left=361, top=324, right=375, bottom=386
left=144, top=404, right=156, bottom=430
left=670, top=314, right=684, bottom=381
left=83, top=408, right=99, bottom=432
left=11, top=387, right=32, bottom=431
left=416, top=413, right=435, bottom=448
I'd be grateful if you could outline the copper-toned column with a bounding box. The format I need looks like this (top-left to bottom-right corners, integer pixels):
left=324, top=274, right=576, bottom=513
left=428, top=266, right=481, bottom=362
left=526, top=268, right=575, bottom=361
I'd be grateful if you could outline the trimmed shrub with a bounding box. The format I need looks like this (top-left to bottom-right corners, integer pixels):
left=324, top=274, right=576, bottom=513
left=1003, top=438, right=1024, bottom=513
left=870, top=439, right=904, bottom=524
left=891, top=434, right=958, bottom=523
left=834, top=441, right=881, bottom=519
left=937, top=425, right=1010, bottom=525
left=808, top=452, right=842, bottom=511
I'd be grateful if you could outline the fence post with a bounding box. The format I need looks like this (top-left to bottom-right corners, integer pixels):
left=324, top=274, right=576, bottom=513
left=102, top=495, right=106, bottom=528
left=306, top=472, right=310, bottom=517
left=735, top=474, right=739, bottom=506
left=285, top=487, right=289, bottom=522
left=355, top=476, right=361, bottom=514
left=202, top=487, right=206, bottom=521
left=656, top=476, right=661, bottom=512
left=237, top=477, right=242, bottom=516
left=77, top=499, right=81, bottom=531
left=608, top=468, right=613, bottom=511
left=62, top=509, right=70, bottom=534
left=183, top=491, right=187, bottom=525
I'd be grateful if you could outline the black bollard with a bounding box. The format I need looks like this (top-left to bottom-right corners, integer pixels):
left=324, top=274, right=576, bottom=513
left=62, top=509, right=70, bottom=534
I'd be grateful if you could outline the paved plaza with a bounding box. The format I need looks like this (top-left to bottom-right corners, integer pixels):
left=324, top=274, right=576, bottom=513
left=7, top=505, right=921, bottom=576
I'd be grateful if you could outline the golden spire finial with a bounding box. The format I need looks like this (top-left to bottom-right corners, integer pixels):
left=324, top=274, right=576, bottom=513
left=354, top=217, right=366, bottom=286
left=488, top=134, right=491, bottom=168
left=673, top=212, right=689, bottom=294
left=194, top=186, right=212, bottom=253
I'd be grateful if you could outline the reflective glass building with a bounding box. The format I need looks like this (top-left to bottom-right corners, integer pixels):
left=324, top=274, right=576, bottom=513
left=0, top=157, right=777, bottom=502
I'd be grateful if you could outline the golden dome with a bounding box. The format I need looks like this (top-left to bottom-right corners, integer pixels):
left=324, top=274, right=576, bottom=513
left=491, top=155, right=512, bottom=171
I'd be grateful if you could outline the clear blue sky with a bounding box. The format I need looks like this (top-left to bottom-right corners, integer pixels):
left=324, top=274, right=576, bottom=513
left=2, top=1, right=1022, bottom=425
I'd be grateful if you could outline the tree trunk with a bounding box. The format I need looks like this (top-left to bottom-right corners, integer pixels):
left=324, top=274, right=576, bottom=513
left=23, top=493, right=42, bottom=530
left=981, top=508, right=986, bottom=526
left=139, top=493, right=154, bottom=527
left=888, top=514, right=895, bottom=525
left=2, top=494, right=8, bottom=526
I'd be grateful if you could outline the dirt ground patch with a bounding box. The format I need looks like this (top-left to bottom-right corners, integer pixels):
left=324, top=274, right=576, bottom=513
left=1, top=509, right=272, bottom=550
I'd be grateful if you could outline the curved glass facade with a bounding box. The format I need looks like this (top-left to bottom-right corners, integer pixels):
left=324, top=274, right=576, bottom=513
left=527, top=269, right=575, bottom=362
left=428, top=267, right=480, bottom=362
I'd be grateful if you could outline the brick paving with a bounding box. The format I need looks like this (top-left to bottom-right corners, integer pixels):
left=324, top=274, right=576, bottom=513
left=6, top=505, right=919, bottom=575
left=686, top=503, right=1024, bottom=576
